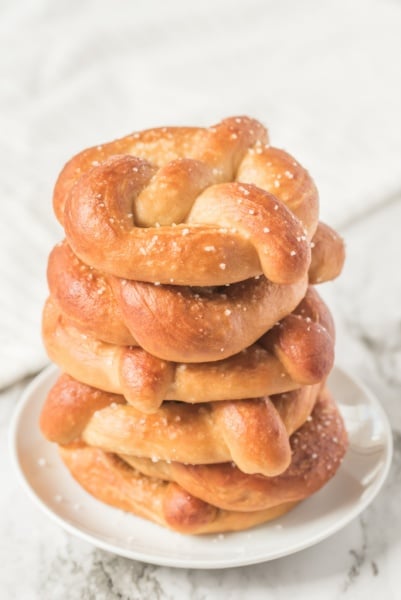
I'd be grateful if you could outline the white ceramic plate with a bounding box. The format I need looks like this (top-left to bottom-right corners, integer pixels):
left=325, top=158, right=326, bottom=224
left=10, top=364, right=392, bottom=569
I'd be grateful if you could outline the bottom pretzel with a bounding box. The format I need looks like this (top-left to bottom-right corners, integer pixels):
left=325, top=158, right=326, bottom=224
left=59, top=388, right=346, bottom=534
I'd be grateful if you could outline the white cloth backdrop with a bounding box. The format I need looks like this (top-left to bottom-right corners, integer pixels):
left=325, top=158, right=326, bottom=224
left=1, top=0, right=400, bottom=387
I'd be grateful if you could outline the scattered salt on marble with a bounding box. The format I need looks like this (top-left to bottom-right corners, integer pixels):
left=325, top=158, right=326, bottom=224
left=219, top=263, right=226, bottom=270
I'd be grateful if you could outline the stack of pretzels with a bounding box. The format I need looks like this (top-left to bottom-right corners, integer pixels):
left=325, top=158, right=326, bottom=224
left=40, top=117, right=347, bottom=534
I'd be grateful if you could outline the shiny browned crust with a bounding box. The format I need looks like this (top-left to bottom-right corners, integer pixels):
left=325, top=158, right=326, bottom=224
left=40, top=374, right=320, bottom=477
left=121, top=387, right=348, bottom=511
left=54, top=117, right=319, bottom=286
left=59, top=442, right=297, bottom=534
left=42, top=287, right=334, bottom=412
left=309, top=222, right=346, bottom=284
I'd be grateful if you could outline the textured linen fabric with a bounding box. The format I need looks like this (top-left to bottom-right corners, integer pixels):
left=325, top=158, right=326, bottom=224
left=1, top=0, right=400, bottom=387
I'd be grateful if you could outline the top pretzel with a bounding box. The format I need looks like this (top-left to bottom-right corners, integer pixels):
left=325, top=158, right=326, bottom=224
left=54, top=116, right=319, bottom=286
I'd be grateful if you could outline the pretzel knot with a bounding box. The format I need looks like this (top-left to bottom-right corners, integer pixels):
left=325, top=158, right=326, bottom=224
left=58, top=388, right=346, bottom=534
left=43, top=287, right=334, bottom=413
left=55, top=117, right=319, bottom=286
left=40, top=374, right=321, bottom=477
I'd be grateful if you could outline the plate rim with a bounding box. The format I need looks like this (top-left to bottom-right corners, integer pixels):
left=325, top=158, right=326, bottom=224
left=9, top=363, right=393, bottom=569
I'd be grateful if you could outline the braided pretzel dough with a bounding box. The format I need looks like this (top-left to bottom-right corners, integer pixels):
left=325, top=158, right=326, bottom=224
left=46, top=237, right=341, bottom=362
left=40, top=375, right=320, bottom=476
left=120, top=387, right=348, bottom=511
left=43, top=287, right=334, bottom=413
left=54, top=117, right=319, bottom=285
left=59, top=443, right=296, bottom=534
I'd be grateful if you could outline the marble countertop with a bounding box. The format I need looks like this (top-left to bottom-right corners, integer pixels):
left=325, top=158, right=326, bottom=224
left=1, top=0, right=401, bottom=598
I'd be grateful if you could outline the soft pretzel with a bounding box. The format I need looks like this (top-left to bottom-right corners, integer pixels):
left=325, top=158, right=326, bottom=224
left=41, top=375, right=320, bottom=477
left=42, top=287, right=334, bottom=413
left=120, top=387, right=348, bottom=512
left=46, top=237, right=341, bottom=362
left=57, top=388, right=345, bottom=533
left=48, top=240, right=307, bottom=362
left=59, top=442, right=296, bottom=534
left=54, top=117, right=320, bottom=286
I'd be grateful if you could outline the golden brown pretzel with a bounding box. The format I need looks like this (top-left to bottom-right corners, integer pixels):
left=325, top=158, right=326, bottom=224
left=48, top=241, right=307, bottom=361
left=57, top=388, right=346, bottom=533
left=59, top=442, right=296, bottom=534
left=40, top=375, right=320, bottom=477
left=120, top=387, right=348, bottom=511
left=54, top=117, right=319, bottom=285
left=46, top=237, right=342, bottom=362
left=43, top=287, right=334, bottom=413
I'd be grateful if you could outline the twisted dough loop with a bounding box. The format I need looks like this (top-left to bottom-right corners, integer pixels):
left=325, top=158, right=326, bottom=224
left=121, top=387, right=348, bottom=512
left=55, top=117, right=319, bottom=285
left=47, top=238, right=342, bottom=362
left=43, top=287, right=334, bottom=413
left=58, top=389, right=346, bottom=533
left=59, top=443, right=296, bottom=534
left=40, top=374, right=320, bottom=477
